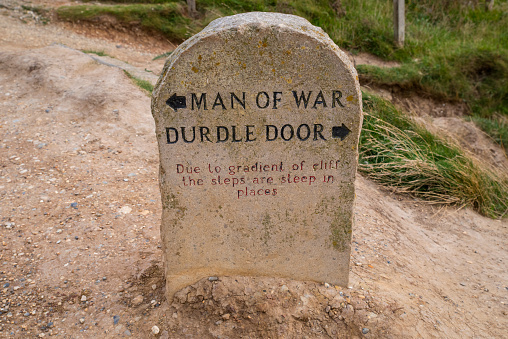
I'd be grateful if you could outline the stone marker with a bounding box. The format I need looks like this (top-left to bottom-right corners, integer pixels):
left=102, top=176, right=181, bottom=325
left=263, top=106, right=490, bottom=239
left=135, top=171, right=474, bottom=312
left=152, top=12, right=362, bottom=300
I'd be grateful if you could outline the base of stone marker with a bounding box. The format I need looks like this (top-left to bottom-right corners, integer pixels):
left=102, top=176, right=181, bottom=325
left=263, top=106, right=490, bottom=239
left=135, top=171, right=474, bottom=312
left=165, top=264, right=350, bottom=302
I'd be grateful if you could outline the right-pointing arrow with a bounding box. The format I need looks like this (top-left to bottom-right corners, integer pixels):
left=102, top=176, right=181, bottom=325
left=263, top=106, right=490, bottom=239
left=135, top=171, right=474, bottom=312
left=332, top=123, right=351, bottom=141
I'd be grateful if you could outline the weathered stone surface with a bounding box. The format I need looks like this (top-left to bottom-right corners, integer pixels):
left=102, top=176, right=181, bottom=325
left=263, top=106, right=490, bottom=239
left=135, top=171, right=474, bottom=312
left=151, top=12, right=362, bottom=300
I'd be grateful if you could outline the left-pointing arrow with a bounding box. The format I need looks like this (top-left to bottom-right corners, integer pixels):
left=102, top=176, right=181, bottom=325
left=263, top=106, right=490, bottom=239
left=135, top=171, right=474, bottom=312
left=166, top=93, right=187, bottom=111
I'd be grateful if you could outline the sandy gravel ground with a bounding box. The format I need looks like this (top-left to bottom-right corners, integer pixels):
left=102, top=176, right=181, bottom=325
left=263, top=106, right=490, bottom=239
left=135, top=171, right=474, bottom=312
left=0, top=2, right=507, bottom=338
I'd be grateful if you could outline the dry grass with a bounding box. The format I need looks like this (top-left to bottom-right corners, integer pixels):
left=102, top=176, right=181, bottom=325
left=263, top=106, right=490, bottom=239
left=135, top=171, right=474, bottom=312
left=360, top=92, right=508, bottom=219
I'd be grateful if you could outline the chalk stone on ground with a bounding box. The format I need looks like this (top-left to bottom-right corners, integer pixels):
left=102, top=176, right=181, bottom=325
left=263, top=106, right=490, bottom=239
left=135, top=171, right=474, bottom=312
left=151, top=12, right=363, bottom=300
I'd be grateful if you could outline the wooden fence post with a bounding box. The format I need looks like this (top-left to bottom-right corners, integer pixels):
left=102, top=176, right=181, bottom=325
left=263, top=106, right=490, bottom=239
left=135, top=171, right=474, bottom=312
left=485, top=0, right=494, bottom=11
left=394, top=0, right=405, bottom=47
left=187, top=0, right=197, bottom=18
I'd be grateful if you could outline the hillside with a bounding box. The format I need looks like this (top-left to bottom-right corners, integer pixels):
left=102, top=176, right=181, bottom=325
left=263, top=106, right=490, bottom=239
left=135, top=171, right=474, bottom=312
left=0, top=1, right=507, bottom=338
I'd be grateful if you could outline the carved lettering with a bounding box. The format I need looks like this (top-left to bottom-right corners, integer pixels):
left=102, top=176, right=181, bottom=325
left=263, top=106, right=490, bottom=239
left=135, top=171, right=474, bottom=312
left=191, top=93, right=207, bottom=110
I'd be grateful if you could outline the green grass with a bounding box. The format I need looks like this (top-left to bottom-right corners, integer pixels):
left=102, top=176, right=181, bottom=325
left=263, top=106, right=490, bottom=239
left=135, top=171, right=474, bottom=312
left=21, top=4, right=50, bottom=24
left=57, top=2, right=193, bottom=41
left=469, top=115, right=508, bottom=149
left=357, top=46, right=508, bottom=107
left=152, top=51, right=172, bottom=61
left=347, top=0, right=508, bottom=148
left=82, top=50, right=109, bottom=57
left=359, top=91, right=507, bottom=219
left=79, top=0, right=172, bottom=3
left=123, top=70, right=154, bottom=93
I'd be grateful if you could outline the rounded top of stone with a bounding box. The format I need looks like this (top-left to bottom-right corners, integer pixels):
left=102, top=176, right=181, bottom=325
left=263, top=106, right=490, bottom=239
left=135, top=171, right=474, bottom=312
left=205, top=12, right=313, bottom=31
left=194, top=12, right=329, bottom=45
left=154, top=12, right=356, bottom=97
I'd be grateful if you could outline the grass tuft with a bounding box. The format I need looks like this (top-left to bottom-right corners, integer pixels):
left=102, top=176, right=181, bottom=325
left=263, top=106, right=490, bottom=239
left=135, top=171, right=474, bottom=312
left=359, top=92, right=508, bottom=219
left=152, top=51, right=172, bottom=61
left=82, top=50, right=109, bottom=57
left=123, top=70, right=153, bottom=94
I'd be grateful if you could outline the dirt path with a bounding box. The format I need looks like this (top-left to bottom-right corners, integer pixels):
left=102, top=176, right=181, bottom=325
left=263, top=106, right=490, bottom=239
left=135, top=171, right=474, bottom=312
left=0, top=3, right=507, bottom=338
left=0, top=3, right=170, bottom=71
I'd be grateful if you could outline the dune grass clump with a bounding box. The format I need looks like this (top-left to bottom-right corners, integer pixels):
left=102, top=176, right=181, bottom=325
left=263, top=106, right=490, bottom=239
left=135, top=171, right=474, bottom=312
left=359, top=92, right=508, bottom=219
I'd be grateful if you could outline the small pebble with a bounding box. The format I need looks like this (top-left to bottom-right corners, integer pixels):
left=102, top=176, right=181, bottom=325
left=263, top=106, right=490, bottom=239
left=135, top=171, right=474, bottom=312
left=124, top=329, right=132, bottom=336
left=151, top=325, right=160, bottom=334
left=79, top=318, right=85, bottom=324
left=132, top=295, right=143, bottom=305
left=119, top=206, right=132, bottom=214
left=362, top=328, right=370, bottom=334
left=70, top=202, right=78, bottom=209
left=208, top=276, right=218, bottom=281
left=3, top=283, right=9, bottom=288
left=113, top=315, right=120, bottom=325
left=81, top=295, right=87, bottom=302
